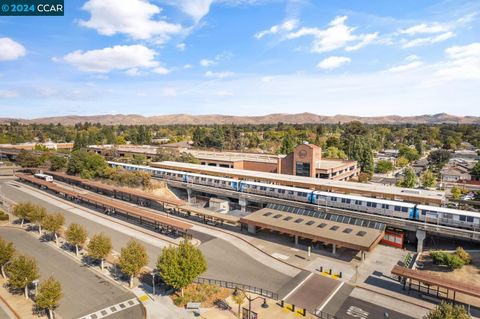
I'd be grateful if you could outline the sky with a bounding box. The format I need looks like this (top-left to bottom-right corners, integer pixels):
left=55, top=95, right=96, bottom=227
left=0, top=0, right=479, bottom=118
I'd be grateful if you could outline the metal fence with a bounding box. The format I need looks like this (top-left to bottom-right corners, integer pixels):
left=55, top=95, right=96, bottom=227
left=194, top=277, right=279, bottom=300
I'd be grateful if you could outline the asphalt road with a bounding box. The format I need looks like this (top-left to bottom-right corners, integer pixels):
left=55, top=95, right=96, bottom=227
left=1, top=181, right=299, bottom=294
left=0, top=228, right=143, bottom=319
left=334, top=297, right=415, bottom=319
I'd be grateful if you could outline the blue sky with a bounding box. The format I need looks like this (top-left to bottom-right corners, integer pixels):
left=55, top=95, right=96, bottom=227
left=1, top=0, right=479, bottom=118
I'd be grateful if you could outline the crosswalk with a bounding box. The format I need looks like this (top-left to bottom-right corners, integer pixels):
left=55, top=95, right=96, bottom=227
left=78, top=298, right=140, bottom=319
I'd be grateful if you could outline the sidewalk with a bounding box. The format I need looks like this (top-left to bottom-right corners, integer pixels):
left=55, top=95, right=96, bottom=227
left=0, top=277, right=41, bottom=319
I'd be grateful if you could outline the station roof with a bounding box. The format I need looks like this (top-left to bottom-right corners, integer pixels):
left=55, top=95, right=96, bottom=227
left=17, top=174, right=192, bottom=232
left=186, top=149, right=281, bottom=164
left=240, top=207, right=385, bottom=252
left=178, top=205, right=240, bottom=224
left=391, top=265, right=480, bottom=299
left=46, top=171, right=185, bottom=207
left=151, top=161, right=445, bottom=204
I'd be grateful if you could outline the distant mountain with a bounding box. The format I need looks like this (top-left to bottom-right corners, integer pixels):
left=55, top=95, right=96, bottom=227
left=1, top=112, right=479, bottom=125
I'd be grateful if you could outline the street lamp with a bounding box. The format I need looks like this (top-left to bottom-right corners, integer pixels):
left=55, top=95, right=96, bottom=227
left=233, top=287, right=268, bottom=319
left=32, top=279, right=40, bottom=296
left=151, top=271, right=156, bottom=296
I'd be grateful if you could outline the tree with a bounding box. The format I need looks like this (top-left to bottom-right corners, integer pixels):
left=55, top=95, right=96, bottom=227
left=420, top=170, right=437, bottom=188
left=35, top=276, right=62, bottom=319
left=119, top=239, right=148, bottom=288
left=12, top=202, right=36, bottom=227
left=428, top=149, right=451, bottom=169
left=67, top=150, right=107, bottom=178
left=29, top=205, right=47, bottom=234
left=396, top=156, right=409, bottom=168
left=157, top=240, right=207, bottom=297
left=0, top=237, right=15, bottom=278
left=41, top=213, right=64, bottom=245
left=65, top=223, right=87, bottom=257
left=346, top=136, right=374, bottom=175
left=16, top=150, right=41, bottom=168
left=398, top=145, right=420, bottom=162
left=6, top=255, right=39, bottom=299
left=322, top=146, right=347, bottom=160
left=375, top=160, right=394, bottom=174
left=397, top=167, right=417, bottom=188
left=232, top=290, right=245, bottom=318
left=279, top=134, right=296, bottom=154
left=49, top=156, right=67, bottom=171
left=451, top=186, right=462, bottom=200
left=87, top=233, right=112, bottom=271
left=472, top=161, right=480, bottom=180
left=424, top=301, right=471, bottom=319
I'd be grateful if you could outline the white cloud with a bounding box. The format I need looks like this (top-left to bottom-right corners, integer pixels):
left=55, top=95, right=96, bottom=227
left=0, top=38, right=26, bottom=61
left=388, top=55, right=423, bottom=72
left=125, top=68, right=143, bottom=76
left=80, top=0, right=182, bottom=41
left=434, top=42, right=480, bottom=82
left=161, top=87, right=177, bottom=97
left=399, top=23, right=449, bottom=35
left=59, top=45, right=159, bottom=73
left=0, top=89, right=18, bottom=98
left=401, top=31, right=454, bottom=48
left=153, top=66, right=170, bottom=75
left=184, top=64, right=192, bottom=69
left=173, top=0, right=214, bottom=22
left=317, top=56, right=351, bottom=70
left=216, top=90, right=233, bottom=96
left=205, top=71, right=234, bottom=78
left=176, top=43, right=186, bottom=51
left=286, top=16, right=377, bottom=53
left=200, top=59, right=217, bottom=67
left=261, top=76, right=274, bottom=82
left=255, top=19, right=298, bottom=39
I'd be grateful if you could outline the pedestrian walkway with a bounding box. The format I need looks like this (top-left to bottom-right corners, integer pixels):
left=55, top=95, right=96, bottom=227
left=0, top=278, right=38, bottom=319
left=78, top=298, right=140, bottom=319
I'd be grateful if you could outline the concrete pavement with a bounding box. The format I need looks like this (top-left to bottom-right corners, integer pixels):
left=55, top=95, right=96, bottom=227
left=0, top=227, right=143, bottom=319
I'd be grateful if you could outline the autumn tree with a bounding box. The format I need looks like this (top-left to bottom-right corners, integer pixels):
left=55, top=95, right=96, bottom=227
left=397, top=167, right=417, bottom=188
left=0, top=237, right=15, bottom=278
left=157, top=240, right=207, bottom=297
left=119, top=239, right=148, bottom=288
left=87, top=233, right=112, bottom=271
left=420, top=170, right=437, bottom=188
left=424, top=301, right=471, bottom=319
left=65, top=223, right=88, bottom=257
left=41, top=213, right=65, bottom=245
left=35, top=276, right=62, bottom=319
left=29, top=205, right=47, bottom=234
left=12, top=202, right=36, bottom=227
left=6, top=255, right=39, bottom=299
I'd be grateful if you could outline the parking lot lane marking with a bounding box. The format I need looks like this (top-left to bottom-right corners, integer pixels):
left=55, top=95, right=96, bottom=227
left=282, top=272, right=314, bottom=301
left=316, top=281, right=345, bottom=314
left=77, top=298, right=140, bottom=319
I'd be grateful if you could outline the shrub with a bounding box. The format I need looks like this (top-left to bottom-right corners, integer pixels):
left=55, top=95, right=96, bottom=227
left=446, top=254, right=465, bottom=270
left=456, top=247, right=471, bottom=264
left=430, top=251, right=449, bottom=265
left=430, top=250, right=467, bottom=270
left=0, top=214, right=9, bottom=221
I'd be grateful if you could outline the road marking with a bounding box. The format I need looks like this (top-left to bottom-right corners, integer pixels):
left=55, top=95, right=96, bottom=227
left=316, top=281, right=344, bottom=314
left=282, top=272, right=314, bottom=301
left=138, top=294, right=150, bottom=302
left=78, top=298, right=139, bottom=319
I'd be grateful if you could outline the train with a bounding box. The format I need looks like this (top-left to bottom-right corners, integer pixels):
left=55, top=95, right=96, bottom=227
left=108, top=161, right=480, bottom=230
left=34, top=173, right=53, bottom=182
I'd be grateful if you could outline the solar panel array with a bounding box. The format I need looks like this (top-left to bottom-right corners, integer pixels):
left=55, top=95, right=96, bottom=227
left=266, top=203, right=386, bottom=231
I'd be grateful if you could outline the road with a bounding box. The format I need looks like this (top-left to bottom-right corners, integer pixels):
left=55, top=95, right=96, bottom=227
left=0, top=180, right=303, bottom=294
left=334, top=297, right=415, bottom=319
left=0, top=228, right=143, bottom=319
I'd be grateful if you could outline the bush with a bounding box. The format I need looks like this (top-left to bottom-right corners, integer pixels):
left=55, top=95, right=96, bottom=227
left=430, top=251, right=450, bottom=265
left=446, top=254, right=465, bottom=270
left=0, top=213, right=9, bottom=221
left=455, top=247, right=471, bottom=264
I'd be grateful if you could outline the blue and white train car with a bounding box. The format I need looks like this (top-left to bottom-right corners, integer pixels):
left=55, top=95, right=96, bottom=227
left=417, top=205, right=480, bottom=229
left=313, top=191, right=417, bottom=219
left=185, top=172, right=238, bottom=191
left=239, top=181, right=313, bottom=203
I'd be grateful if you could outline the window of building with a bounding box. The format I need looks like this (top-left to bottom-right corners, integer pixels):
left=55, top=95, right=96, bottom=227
left=263, top=212, right=272, bottom=217
left=330, top=225, right=339, bottom=231
left=273, top=214, right=282, bottom=219
left=294, top=218, right=304, bottom=223
left=357, top=231, right=366, bottom=237
left=318, top=223, right=327, bottom=228
left=306, top=220, right=315, bottom=226
left=284, top=216, right=293, bottom=221
left=295, top=161, right=311, bottom=177
left=343, top=228, right=353, bottom=234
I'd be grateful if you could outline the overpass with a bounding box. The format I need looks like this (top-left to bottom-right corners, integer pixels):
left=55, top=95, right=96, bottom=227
left=158, top=178, right=480, bottom=249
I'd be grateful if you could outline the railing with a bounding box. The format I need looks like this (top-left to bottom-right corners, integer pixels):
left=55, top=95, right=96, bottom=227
left=193, top=277, right=279, bottom=300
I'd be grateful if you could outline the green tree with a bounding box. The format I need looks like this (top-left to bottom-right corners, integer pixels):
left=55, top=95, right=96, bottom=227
left=346, top=136, right=374, bottom=175
left=6, top=255, right=39, bottom=299
left=157, top=240, right=207, bottom=297
left=87, top=233, right=112, bottom=271
left=12, top=202, right=36, bottom=227
left=396, top=156, right=409, bottom=168
left=279, top=134, right=296, bottom=154
left=16, top=150, right=41, bottom=168
left=471, top=161, right=480, bottom=180
left=35, top=276, right=62, bottom=319
left=322, top=146, right=347, bottom=159
left=428, top=149, right=452, bottom=169
left=65, top=223, right=88, bottom=257
left=375, top=160, right=394, bottom=174
left=398, top=145, right=420, bottom=162
left=49, top=156, right=67, bottom=171
left=41, top=213, right=65, bottom=245
left=420, top=170, right=437, bottom=188
left=29, top=205, right=47, bottom=234
left=397, top=167, right=417, bottom=188
left=0, top=237, right=15, bottom=278
left=424, top=301, right=471, bottom=319
left=119, top=239, right=148, bottom=288
left=451, top=186, right=462, bottom=200
left=67, top=150, right=107, bottom=178
left=232, top=291, right=245, bottom=318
